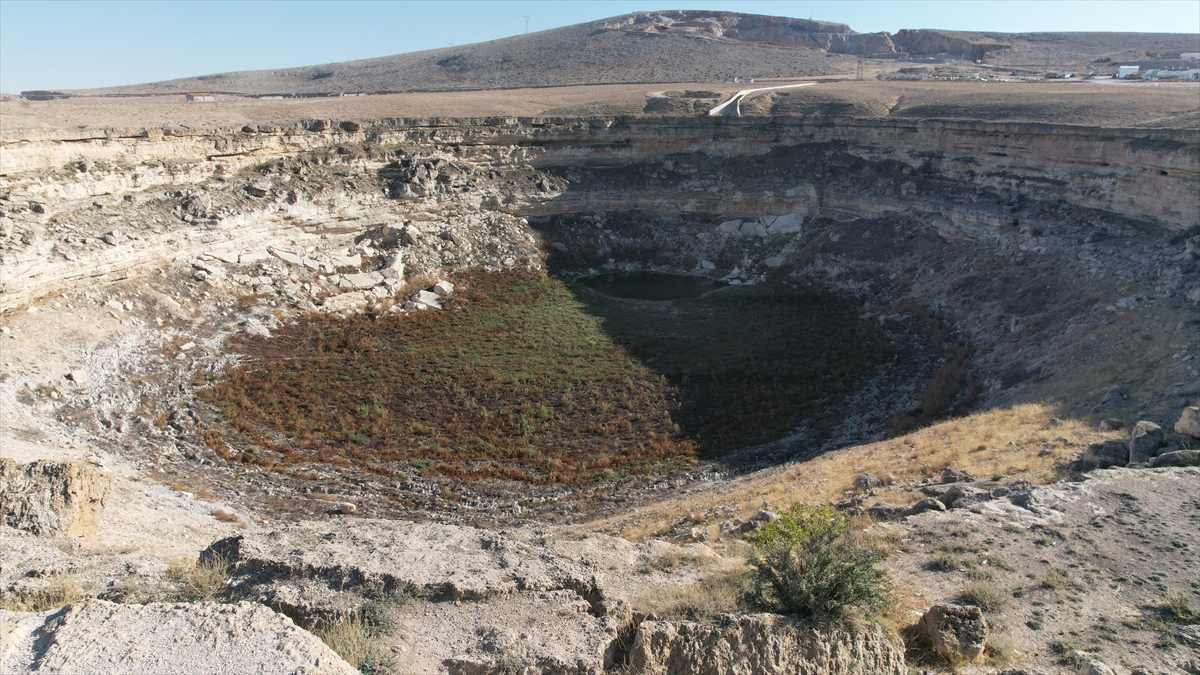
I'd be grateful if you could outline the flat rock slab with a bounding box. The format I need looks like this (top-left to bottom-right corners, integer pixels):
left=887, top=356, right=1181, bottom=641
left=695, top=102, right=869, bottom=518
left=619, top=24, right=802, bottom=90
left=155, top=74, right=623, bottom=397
left=0, top=599, right=355, bottom=675
left=209, top=520, right=602, bottom=605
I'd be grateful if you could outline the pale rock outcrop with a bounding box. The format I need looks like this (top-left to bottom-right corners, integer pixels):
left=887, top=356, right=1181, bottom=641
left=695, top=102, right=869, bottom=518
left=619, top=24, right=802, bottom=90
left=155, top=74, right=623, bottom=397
left=320, top=291, right=369, bottom=313
left=410, top=289, right=442, bottom=309
left=767, top=213, right=804, bottom=235
left=0, top=459, right=112, bottom=538
left=628, top=613, right=905, bottom=675
left=0, top=600, right=356, bottom=674
left=1177, top=407, right=1200, bottom=438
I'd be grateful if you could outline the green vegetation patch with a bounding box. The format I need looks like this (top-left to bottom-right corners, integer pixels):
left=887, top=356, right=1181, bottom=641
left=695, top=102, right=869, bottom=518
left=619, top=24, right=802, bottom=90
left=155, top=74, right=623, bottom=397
left=202, top=269, right=890, bottom=484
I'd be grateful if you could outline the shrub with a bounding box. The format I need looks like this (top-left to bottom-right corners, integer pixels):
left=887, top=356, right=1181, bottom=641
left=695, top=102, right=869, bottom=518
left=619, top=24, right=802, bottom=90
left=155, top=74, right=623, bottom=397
left=931, top=551, right=961, bottom=572
left=1042, top=568, right=1070, bottom=590
left=747, top=504, right=890, bottom=620
left=1164, top=589, right=1199, bottom=623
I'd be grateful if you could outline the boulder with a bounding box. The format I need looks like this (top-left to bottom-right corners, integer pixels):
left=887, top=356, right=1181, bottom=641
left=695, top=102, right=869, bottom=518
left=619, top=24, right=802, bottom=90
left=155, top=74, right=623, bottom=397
left=1093, top=385, right=1129, bottom=412
left=410, top=290, right=442, bottom=308
left=0, top=459, right=112, bottom=538
left=65, top=370, right=87, bottom=386
left=937, top=484, right=973, bottom=508
left=328, top=253, right=362, bottom=268
left=1149, top=449, right=1200, bottom=468
left=1128, top=421, right=1164, bottom=464
left=918, top=604, right=988, bottom=664
left=740, top=221, right=768, bottom=238
left=381, top=254, right=405, bottom=279
left=1078, top=660, right=1117, bottom=675
left=1176, top=406, right=1200, bottom=438
left=0, top=600, right=355, bottom=674
left=245, top=182, right=270, bottom=198
left=854, top=472, right=880, bottom=490
left=243, top=319, right=271, bottom=338
left=338, top=272, right=381, bottom=290
left=767, top=213, right=804, bottom=235
left=1082, top=439, right=1128, bottom=469
left=433, top=280, right=455, bottom=297
left=867, top=503, right=906, bottom=520
left=1098, top=418, right=1125, bottom=431
left=271, top=248, right=304, bottom=266
left=903, top=498, right=946, bottom=517
left=320, top=292, right=369, bottom=313
left=717, top=220, right=742, bottom=235
left=941, top=467, right=974, bottom=483
left=628, top=613, right=906, bottom=675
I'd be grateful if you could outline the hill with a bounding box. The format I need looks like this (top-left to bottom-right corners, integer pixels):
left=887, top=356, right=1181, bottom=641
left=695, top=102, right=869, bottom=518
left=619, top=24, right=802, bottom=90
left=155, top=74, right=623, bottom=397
left=49, top=10, right=1200, bottom=97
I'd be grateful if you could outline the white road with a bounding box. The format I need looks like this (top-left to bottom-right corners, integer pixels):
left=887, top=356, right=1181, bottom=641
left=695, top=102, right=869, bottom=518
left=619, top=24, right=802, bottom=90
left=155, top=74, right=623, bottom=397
left=708, top=82, right=816, bottom=117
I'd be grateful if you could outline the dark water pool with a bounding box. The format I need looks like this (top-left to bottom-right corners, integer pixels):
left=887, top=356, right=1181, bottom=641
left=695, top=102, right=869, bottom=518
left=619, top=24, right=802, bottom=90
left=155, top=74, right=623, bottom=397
left=578, top=272, right=728, bottom=300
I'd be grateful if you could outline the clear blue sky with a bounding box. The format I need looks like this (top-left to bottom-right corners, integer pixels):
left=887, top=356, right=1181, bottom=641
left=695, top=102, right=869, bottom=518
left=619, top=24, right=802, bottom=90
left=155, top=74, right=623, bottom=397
left=2, top=1, right=1197, bottom=93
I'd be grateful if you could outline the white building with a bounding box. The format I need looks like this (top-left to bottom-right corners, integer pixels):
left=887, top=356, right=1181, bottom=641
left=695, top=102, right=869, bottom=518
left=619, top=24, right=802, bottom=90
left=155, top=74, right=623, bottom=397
left=185, top=93, right=215, bottom=102
left=1116, top=66, right=1140, bottom=79
left=1181, top=52, right=1199, bottom=61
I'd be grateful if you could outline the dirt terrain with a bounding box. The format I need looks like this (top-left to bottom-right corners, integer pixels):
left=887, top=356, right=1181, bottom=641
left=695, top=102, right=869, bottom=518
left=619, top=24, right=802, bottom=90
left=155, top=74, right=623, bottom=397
left=0, top=11, right=1197, bottom=675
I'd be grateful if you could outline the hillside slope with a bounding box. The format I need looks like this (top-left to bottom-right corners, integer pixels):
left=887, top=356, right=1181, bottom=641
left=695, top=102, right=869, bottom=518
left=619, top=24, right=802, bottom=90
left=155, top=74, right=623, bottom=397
left=52, top=10, right=1200, bottom=97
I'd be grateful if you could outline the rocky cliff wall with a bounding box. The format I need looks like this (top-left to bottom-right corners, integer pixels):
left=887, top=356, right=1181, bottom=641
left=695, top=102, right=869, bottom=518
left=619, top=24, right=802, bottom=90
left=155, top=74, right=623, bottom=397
left=2, top=117, right=1195, bottom=230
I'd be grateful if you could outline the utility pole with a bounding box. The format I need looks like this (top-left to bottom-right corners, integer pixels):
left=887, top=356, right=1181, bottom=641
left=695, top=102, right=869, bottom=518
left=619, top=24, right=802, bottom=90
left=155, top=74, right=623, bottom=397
left=524, top=16, right=530, bottom=34
left=856, top=56, right=864, bottom=81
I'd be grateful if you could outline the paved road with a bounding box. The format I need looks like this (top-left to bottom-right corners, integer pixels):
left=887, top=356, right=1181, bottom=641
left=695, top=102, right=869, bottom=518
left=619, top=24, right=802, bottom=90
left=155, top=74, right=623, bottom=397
left=708, top=82, right=816, bottom=117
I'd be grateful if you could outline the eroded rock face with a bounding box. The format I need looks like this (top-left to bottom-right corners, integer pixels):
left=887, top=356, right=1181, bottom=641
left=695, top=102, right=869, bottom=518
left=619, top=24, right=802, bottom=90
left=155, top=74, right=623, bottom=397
left=0, top=459, right=112, bottom=538
left=0, top=599, right=356, bottom=674
left=628, top=613, right=906, bottom=675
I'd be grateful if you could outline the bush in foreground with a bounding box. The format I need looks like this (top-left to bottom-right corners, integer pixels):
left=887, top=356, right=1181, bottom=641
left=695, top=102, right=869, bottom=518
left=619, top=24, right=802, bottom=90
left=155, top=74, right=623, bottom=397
left=747, top=504, right=890, bottom=620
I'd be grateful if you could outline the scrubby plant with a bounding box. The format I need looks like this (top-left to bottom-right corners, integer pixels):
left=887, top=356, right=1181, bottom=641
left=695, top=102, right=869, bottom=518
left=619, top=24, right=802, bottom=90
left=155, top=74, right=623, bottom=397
left=747, top=504, right=890, bottom=620
left=1164, top=588, right=1199, bottom=623
left=1042, top=568, right=1070, bottom=590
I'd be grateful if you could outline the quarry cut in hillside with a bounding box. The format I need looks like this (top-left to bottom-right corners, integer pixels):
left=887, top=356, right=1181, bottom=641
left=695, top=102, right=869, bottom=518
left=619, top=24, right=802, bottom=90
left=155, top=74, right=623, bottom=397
left=1, top=111, right=1196, bottom=525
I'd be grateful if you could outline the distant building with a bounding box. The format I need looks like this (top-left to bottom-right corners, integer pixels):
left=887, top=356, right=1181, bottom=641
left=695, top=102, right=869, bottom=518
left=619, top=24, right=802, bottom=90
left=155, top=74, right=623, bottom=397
left=1182, top=52, right=1200, bottom=61
left=1116, top=66, right=1140, bottom=79
left=185, top=93, right=215, bottom=102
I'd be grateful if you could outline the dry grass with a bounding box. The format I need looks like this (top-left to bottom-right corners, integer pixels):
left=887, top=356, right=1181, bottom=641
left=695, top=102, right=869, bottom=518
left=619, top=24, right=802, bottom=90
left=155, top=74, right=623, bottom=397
left=211, top=508, right=249, bottom=528
left=167, top=554, right=229, bottom=601
left=633, top=569, right=750, bottom=621
left=959, top=581, right=1007, bottom=613
left=312, top=613, right=397, bottom=674
left=0, top=575, right=85, bottom=612
left=579, top=402, right=1119, bottom=541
